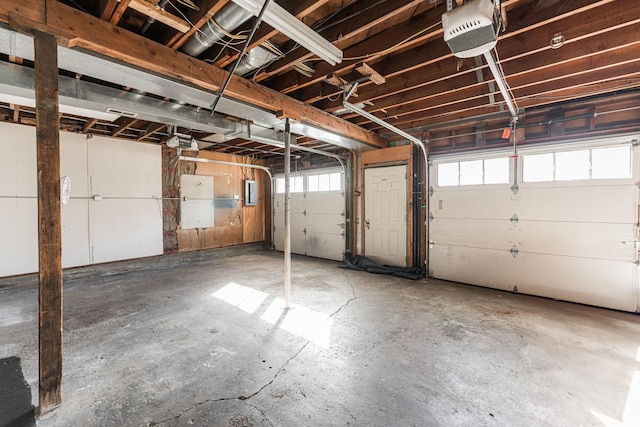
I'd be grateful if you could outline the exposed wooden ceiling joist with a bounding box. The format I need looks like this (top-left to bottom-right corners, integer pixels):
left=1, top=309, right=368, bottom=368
left=3, top=0, right=386, bottom=149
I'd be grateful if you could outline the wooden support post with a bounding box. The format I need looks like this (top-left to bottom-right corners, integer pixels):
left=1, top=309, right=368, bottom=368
left=34, top=30, right=63, bottom=414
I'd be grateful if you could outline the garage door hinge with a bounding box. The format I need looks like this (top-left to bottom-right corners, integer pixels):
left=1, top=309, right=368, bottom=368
left=429, top=186, right=434, bottom=197
left=510, top=245, right=519, bottom=257
left=303, top=228, right=307, bottom=235
left=429, top=212, right=434, bottom=222
left=510, top=214, right=519, bottom=225
left=303, top=209, right=307, bottom=216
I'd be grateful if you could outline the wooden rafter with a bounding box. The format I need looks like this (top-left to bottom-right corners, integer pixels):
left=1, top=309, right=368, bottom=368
left=3, top=0, right=385, bottom=148
left=128, top=0, right=190, bottom=33
left=112, top=117, right=141, bottom=137
left=83, top=118, right=99, bottom=133
left=164, top=0, right=229, bottom=49
left=109, top=0, right=131, bottom=24
left=213, top=0, right=333, bottom=68
left=341, top=0, right=637, bottom=128
left=138, top=122, right=167, bottom=141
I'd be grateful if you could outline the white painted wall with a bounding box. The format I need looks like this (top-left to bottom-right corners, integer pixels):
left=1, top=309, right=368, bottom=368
left=0, top=122, right=163, bottom=277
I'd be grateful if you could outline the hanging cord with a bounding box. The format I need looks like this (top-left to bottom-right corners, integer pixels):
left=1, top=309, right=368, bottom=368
left=210, top=0, right=273, bottom=115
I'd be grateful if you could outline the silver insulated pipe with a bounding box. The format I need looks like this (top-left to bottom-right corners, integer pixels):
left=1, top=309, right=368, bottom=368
left=180, top=3, right=253, bottom=57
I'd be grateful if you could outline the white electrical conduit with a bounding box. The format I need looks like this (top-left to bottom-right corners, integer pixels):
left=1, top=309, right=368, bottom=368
left=179, top=155, right=275, bottom=249
left=343, top=101, right=430, bottom=275
left=247, top=135, right=346, bottom=172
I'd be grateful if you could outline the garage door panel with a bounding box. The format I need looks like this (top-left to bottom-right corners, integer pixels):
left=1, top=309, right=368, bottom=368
left=303, top=213, right=344, bottom=233
left=516, top=185, right=635, bottom=223
left=430, top=245, right=518, bottom=292
left=431, top=188, right=520, bottom=220
left=430, top=218, right=515, bottom=250
left=304, top=194, right=344, bottom=214
left=304, top=231, right=345, bottom=260
left=274, top=170, right=345, bottom=261
left=430, top=141, right=639, bottom=312
left=518, top=221, right=634, bottom=261
left=519, top=253, right=637, bottom=312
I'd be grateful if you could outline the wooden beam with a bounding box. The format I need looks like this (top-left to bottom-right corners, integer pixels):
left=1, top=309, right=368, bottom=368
left=34, top=30, right=63, bottom=414
left=355, top=62, right=385, bottom=85
left=83, top=118, right=99, bottom=133
left=137, top=122, right=166, bottom=141
left=9, top=103, right=20, bottom=122
left=109, top=0, right=131, bottom=25
left=214, top=0, right=332, bottom=68
left=111, top=117, right=140, bottom=137
left=164, top=0, right=229, bottom=49
left=316, top=0, right=622, bottom=111
left=99, top=0, right=119, bottom=21
left=255, top=0, right=427, bottom=82
left=128, top=0, right=190, bottom=33
left=6, top=0, right=386, bottom=149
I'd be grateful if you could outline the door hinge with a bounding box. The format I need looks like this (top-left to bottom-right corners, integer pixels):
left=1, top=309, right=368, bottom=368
left=510, top=213, right=519, bottom=226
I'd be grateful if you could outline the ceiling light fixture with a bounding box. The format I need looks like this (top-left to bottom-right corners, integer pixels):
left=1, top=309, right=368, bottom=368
left=230, top=0, right=343, bottom=65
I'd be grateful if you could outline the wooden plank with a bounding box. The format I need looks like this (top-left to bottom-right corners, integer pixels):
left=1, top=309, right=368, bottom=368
left=255, top=0, right=427, bottom=82
left=34, top=30, right=63, bottom=414
left=6, top=0, right=386, bottom=149
left=99, top=0, right=119, bottom=21
left=128, top=0, right=190, bottom=33
left=83, top=118, right=99, bottom=133
left=355, top=62, right=385, bottom=85
left=109, top=0, right=131, bottom=24
left=165, top=0, right=229, bottom=49
left=215, top=0, right=332, bottom=68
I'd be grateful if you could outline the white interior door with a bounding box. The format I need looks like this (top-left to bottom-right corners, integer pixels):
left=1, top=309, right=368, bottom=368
left=364, top=165, right=407, bottom=267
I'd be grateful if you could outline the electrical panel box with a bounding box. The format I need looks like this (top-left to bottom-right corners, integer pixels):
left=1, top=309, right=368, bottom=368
left=245, top=179, right=258, bottom=206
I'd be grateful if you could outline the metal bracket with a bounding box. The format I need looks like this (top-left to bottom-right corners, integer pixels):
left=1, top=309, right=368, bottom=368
left=303, top=209, right=307, bottom=217
left=510, top=213, right=519, bottom=226
left=303, top=227, right=307, bottom=235
left=510, top=245, right=519, bottom=257
left=429, top=186, right=434, bottom=197
left=511, top=183, right=519, bottom=195
left=429, top=212, right=434, bottom=222
left=429, top=239, right=434, bottom=248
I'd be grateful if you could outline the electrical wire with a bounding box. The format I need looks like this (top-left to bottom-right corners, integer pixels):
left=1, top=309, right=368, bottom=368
left=174, top=0, right=199, bottom=10
left=166, top=0, right=208, bottom=38
left=211, top=0, right=273, bottom=114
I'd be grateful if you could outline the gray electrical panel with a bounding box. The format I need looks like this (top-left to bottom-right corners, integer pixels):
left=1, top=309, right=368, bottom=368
left=245, top=180, right=258, bottom=206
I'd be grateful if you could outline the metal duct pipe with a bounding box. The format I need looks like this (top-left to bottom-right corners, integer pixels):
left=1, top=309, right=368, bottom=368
left=180, top=3, right=253, bottom=57
left=232, top=45, right=278, bottom=76
left=141, top=0, right=169, bottom=34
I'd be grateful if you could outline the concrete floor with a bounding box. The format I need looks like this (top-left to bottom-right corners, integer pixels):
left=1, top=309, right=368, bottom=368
left=1, top=248, right=639, bottom=427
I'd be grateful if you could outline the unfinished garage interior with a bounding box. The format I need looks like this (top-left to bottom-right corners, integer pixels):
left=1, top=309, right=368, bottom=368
left=1, top=0, right=640, bottom=425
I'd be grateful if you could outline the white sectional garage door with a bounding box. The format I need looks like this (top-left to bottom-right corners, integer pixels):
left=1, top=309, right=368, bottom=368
left=274, top=168, right=345, bottom=261
left=429, top=137, right=639, bottom=312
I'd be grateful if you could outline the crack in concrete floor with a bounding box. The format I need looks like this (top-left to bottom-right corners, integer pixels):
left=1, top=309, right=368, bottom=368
left=148, top=272, right=358, bottom=426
